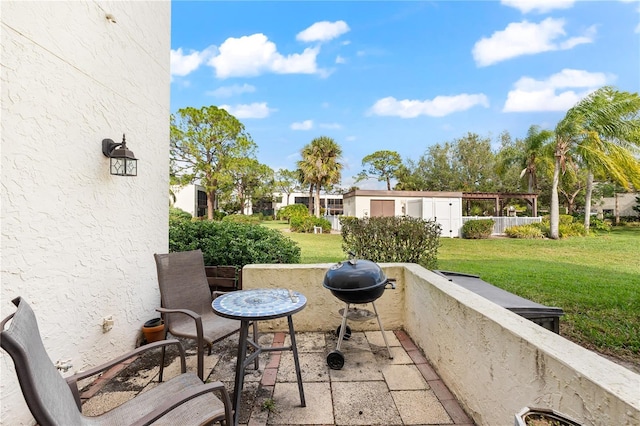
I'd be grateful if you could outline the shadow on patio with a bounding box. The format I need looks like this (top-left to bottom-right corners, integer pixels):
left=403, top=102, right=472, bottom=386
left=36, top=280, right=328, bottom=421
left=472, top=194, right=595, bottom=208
left=80, top=330, right=474, bottom=426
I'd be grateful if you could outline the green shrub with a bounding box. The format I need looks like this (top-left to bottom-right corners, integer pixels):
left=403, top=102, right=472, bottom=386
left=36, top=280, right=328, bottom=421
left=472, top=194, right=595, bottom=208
left=169, top=206, right=192, bottom=222
left=340, top=216, right=441, bottom=269
left=461, top=219, right=494, bottom=239
left=537, top=215, right=587, bottom=238
left=559, top=222, right=586, bottom=237
left=290, top=216, right=331, bottom=233
left=222, top=214, right=262, bottom=225
left=504, top=224, right=544, bottom=239
left=169, top=219, right=300, bottom=267
left=588, top=217, right=612, bottom=233
left=541, top=214, right=574, bottom=225
left=277, top=204, right=309, bottom=221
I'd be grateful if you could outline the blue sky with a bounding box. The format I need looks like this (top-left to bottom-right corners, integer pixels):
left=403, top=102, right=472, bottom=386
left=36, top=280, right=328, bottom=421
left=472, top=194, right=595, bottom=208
left=170, top=0, right=640, bottom=189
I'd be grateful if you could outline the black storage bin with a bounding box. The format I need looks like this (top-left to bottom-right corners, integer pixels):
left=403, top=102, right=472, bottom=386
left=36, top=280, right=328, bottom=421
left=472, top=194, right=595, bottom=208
left=433, top=270, right=564, bottom=334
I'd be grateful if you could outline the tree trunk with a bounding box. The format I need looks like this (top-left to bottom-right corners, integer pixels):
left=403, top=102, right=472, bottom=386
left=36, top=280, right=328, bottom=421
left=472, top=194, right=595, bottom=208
left=314, top=186, right=321, bottom=218
left=386, top=177, right=391, bottom=191
left=308, top=184, right=313, bottom=215
left=207, top=191, right=215, bottom=220
left=615, top=193, right=620, bottom=225
left=583, top=171, right=594, bottom=234
left=550, top=156, right=561, bottom=239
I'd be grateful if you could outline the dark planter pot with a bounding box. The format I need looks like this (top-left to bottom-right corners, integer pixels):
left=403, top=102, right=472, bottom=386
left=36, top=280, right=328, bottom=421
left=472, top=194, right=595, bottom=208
left=515, top=407, right=581, bottom=426
left=142, top=318, right=165, bottom=343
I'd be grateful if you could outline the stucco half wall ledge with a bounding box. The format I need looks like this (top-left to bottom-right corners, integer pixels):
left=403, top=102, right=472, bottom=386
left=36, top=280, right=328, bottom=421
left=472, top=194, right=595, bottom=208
left=242, top=263, right=640, bottom=426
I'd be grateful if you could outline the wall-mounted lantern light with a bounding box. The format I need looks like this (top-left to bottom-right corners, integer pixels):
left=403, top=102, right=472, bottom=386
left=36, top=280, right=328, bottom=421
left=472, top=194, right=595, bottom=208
left=102, top=134, right=137, bottom=176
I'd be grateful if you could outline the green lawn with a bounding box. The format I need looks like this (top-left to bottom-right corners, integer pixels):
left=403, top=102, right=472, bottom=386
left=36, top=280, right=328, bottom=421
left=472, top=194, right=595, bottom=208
left=263, top=221, right=640, bottom=367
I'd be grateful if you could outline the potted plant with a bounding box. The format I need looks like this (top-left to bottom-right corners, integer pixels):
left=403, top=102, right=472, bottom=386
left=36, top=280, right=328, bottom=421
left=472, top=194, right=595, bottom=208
left=515, top=407, right=581, bottom=426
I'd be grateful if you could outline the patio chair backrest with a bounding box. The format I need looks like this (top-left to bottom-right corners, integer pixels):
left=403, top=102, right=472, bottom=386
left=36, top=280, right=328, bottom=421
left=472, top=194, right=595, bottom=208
left=0, top=297, right=83, bottom=425
left=154, top=250, right=214, bottom=327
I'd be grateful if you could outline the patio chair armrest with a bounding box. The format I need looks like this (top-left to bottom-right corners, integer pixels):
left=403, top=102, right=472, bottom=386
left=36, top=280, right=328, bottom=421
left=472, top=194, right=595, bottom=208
left=66, top=339, right=187, bottom=408
left=130, top=381, right=233, bottom=426
left=156, top=307, right=201, bottom=321
left=212, top=290, right=226, bottom=300
left=155, top=307, right=204, bottom=354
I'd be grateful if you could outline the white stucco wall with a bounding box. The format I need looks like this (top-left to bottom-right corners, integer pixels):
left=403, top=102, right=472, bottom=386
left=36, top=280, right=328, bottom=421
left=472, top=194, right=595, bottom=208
left=173, top=184, right=202, bottom=217
left=1, top=1, right=171, bottom=424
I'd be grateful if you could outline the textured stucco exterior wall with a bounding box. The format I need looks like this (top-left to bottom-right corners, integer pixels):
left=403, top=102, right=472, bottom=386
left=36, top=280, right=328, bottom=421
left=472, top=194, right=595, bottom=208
left=402, top=265, right=640, bottom=426
left=243, top=264, right=639, bottom=425
left=1, top=1, right=171, bottom=424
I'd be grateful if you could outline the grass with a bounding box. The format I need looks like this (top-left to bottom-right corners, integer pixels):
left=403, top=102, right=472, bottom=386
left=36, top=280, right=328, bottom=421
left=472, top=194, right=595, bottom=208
left=262, top=221, right=640, bottom=367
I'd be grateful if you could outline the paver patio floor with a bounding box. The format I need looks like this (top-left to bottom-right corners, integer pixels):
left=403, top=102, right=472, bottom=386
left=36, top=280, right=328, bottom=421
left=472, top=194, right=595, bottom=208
left=80, top=329, right=475, bottom=425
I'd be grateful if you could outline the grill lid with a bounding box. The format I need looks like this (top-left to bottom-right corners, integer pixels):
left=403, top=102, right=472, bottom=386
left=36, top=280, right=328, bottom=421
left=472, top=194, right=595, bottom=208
left=323, top=258, right=387, bottom=291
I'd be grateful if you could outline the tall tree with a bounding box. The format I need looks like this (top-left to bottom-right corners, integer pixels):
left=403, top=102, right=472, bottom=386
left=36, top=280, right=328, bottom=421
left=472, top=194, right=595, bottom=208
left=454, top=132, right=497, bottom=192
left=221, top=158, right=273, bottom=214
left=170, top=106, right=256, bottom=220
left=395, top=143, right=457, bottom=191
left=552, top=87, right=640, bottom=237
left=274, top=168, right=301, bottom=206
left=510, top=126, right=553, bottom=193
left=297, top=136, right=343, bottom=217
left=355, top=150, right=403, bottom=190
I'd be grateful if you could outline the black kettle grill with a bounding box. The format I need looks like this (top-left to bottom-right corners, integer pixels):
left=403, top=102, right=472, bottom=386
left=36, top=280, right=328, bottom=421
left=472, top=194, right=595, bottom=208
left=323, top=255, right=395, bottom=369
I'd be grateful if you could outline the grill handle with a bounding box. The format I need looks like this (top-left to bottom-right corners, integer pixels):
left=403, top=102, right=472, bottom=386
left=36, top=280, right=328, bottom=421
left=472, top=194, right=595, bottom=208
left=385, top=279, right=396, bottom=290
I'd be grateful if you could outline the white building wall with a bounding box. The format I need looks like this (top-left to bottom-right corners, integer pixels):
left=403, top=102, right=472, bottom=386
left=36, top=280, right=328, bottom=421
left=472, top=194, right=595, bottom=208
left=1, top=2, right=171, bottom=424
left=173, top=184, right=202, bottom=217
left=273, top=191, right=343, bottom=212
left=598, top=193, right=638, bottom=217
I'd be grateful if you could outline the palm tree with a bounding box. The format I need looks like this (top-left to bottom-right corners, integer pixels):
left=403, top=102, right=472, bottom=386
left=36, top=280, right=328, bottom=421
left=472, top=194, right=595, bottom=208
left=519, top=126, right=554, bottom=194
left=552, top=86, right=640, bottom=238
left=297, top=136, right=343, bottom=218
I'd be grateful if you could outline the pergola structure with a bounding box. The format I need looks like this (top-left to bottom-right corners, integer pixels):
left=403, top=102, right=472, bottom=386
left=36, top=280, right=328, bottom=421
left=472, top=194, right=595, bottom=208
left=462, top=192, right=538, bottom=216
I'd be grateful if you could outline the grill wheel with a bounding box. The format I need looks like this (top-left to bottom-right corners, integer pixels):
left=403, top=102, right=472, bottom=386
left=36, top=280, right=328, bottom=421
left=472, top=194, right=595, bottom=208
left=327, top=350, right=345, bottom=370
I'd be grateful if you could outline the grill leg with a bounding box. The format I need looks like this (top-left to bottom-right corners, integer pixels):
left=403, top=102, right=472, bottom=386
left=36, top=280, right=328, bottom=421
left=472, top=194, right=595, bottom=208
left=336, top=303, right=350, bottom=351
left=371, top=301, right=393, bottom=359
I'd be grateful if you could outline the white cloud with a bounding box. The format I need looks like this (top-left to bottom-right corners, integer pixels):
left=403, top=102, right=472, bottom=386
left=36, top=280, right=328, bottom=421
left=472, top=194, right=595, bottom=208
left=369, top=93, right=489, bottom=118
left=636, top=22, right=640, bottom=33
left=219, top=102, right=276, bottom=119
left=171, top=47, right=214, bottom=76
left=503, top=68, right=614, bottom=112
left=336, top=55, right=347, bottom=64
left=501, top=0, right=575, bottom=14
left=208, top=34, right=321, bottom=78
left=473, top=18, right=595, bottom=67
left=345, top=136, right=357, bottom=142
left=296, top=20, right=350, bottom=43
left=291, top=120, right=314, bottom=130
left=207, top=83, right=256, bottom=98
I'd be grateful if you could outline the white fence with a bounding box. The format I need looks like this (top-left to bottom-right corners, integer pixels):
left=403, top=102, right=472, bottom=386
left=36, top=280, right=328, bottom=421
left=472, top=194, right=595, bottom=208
left=325, top=214, right=342, bottom=232
left=326, top=215, right=542, bottom=236
left=462, top=216, right=542, bottom=235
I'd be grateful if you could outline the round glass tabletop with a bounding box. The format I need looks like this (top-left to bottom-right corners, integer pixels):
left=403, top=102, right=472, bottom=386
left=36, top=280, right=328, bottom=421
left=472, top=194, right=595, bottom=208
left=212, top=288, right=307, bottom=320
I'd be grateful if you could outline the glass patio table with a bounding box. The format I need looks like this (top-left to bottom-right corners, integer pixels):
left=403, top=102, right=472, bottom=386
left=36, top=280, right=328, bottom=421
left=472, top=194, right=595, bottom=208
left=212, top=288, right=306, bottom=425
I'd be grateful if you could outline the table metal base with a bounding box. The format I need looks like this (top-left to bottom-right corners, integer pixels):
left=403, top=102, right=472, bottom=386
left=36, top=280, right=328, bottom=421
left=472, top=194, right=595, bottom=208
left=232, top=316, right=305, bottom=425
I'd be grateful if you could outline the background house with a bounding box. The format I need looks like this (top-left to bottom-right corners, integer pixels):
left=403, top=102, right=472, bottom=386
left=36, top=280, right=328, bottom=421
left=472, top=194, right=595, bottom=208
left=1, top=2, right=171, bottom=423
left=596, top=192, right=638, bottom=218
left=272, top=191, right=344, bottom=216
left=173, top=184, right=209, bottom=217
left=343, top=190, right=463, bottom=238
